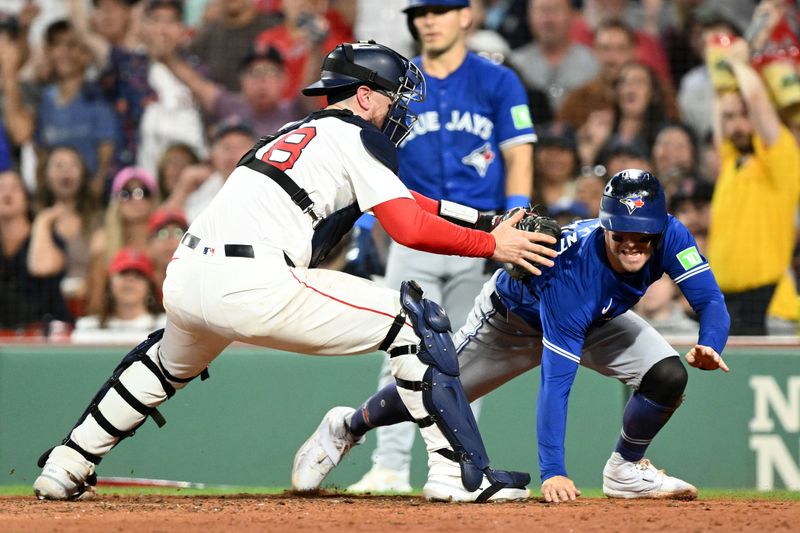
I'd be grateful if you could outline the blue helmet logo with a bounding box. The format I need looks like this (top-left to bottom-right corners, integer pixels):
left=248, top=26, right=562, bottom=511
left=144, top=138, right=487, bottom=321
left=599, top=169, right=667, bottom=234
left=620, top=195, right=645, bottom=214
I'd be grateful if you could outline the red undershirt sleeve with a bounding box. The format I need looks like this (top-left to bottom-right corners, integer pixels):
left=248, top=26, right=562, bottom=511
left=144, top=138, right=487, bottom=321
left=408, top=190, right=439, bottom=213
left=372, top=196, right=495, bottom=257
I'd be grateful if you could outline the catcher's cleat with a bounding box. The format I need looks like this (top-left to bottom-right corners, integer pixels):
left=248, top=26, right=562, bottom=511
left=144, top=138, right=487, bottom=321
left=292, top=407, right=365, bottom=491
left=422, top=455, right=530, bottom=503
left=33, top=445, right=96, bottom=501
left=602, top=452, right=698, bottom=500
left=347, top=464, right=412, bottom=493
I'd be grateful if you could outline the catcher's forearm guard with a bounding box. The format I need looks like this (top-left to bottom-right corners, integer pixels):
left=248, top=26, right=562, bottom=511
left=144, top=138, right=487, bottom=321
left=502, top=208, right=561, bottom=280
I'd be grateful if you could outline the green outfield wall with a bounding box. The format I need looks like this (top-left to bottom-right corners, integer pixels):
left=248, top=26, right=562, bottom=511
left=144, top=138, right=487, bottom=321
left=1, top=345, right=798, bottom=490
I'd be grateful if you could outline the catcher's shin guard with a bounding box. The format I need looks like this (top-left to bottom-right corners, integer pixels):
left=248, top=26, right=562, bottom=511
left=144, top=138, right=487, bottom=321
left=388, top=281, right=530, bottom=498
left=37, top=329, right=209, bottom=473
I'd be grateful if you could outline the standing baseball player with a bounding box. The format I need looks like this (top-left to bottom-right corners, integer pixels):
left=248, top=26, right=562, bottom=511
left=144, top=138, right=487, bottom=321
left=294, top=169, right=731, bottom=502
left=32, top=41, right=559, bottom=502
left=349, top=0, right=537, bottom=493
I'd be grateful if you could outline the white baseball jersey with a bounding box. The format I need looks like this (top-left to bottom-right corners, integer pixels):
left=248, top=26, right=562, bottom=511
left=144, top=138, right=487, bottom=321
left=189, top=113, right=413, bottom=267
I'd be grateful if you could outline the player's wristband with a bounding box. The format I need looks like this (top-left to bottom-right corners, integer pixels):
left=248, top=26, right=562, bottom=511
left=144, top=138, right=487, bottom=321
left=438, top=199, right=480, bottom=226
left=505, top=194, right=529, bottom=210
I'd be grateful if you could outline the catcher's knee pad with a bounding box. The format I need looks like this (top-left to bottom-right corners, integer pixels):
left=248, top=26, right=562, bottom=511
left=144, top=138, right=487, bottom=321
left=389, top=280, right=492, bottom=490
left=639, top=356, right=687, bottom=407
left=38, top=329, right=209, bottom=469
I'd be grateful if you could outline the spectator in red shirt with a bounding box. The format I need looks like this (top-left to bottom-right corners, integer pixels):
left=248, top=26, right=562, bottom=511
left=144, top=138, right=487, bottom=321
left=254, top=0, right=352, bottom=101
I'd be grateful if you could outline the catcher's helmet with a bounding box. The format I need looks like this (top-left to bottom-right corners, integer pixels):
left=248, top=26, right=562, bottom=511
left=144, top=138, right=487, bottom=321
left=303, top=41, right=425, bottom=146
left=403, top=0, right=470, bottom=40
left=599, top=169, right=667, bottom=234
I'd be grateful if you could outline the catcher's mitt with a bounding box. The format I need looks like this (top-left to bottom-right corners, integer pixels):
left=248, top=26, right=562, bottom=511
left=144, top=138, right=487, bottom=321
left=502, top=208, right=561, bottom=280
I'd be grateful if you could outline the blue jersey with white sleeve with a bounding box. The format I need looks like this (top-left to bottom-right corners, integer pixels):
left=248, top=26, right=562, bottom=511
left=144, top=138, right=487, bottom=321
left=397, top=52, right=537, bottom=212
left=495, top=216, right=729, bottom=480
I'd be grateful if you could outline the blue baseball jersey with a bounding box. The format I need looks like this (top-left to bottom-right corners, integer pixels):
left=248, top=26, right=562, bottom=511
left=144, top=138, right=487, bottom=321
left=495, top=216, right=730, bottom=480
left=397, top=52, right=537, bottom=212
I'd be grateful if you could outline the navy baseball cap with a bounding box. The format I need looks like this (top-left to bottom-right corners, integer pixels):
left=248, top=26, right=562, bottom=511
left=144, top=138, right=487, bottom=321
left=211, top=119, right=255, bottom=144
left=403, top=0, right=470, bottom=13
left=239, top=44, right=284, bottom=72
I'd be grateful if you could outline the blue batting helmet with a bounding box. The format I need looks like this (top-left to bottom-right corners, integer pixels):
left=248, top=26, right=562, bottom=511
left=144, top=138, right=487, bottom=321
left=403, top=0, right=470, bottom=40
left=599, top=169, right=667, bottom=234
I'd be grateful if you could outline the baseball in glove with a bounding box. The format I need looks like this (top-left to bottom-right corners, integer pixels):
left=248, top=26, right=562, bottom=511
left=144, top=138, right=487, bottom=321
left=500, top=208, right=561, bottom=280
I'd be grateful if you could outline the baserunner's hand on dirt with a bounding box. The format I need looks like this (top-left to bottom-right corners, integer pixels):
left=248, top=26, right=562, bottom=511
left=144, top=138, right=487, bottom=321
left=542, top=475, right=581, bottom=503
left=490, top=209, right=558, bottom=276
left=685, top=344, right=729, bottom=372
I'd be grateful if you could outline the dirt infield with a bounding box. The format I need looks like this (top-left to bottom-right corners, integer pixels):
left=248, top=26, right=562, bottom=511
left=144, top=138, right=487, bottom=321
left=2, top=492, right=799, bottom=532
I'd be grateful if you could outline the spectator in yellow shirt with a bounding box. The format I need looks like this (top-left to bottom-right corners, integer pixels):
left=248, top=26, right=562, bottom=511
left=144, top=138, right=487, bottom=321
left=707, top=38, right=800, bottom=335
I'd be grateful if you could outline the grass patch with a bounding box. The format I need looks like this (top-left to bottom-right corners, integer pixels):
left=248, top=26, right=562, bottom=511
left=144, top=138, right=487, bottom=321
left=696, top=489, right=800, bottom=501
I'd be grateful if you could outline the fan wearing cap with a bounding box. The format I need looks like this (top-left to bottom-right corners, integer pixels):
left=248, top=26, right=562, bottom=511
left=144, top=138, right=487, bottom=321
left=84, top=167, right=159, bottom=315
left=155, top=41, right=305, bottom=136
left=146, top=207, right=188, bottom=297
left=32, top=40, right=557, bottom=504
left=72, top=247, right=165, bottom=344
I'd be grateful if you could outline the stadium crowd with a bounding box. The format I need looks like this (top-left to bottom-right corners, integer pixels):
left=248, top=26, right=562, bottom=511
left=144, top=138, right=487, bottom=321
left=0, top=0, right=798, bottom=341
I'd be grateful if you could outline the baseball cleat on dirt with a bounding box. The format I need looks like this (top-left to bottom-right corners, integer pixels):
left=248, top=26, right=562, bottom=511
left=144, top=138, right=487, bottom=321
left=602, top=452, right=698, bottom=500
left=422, top=455, right=530, bottom=503
left=33, top=445, right=96, bottom=501
left=347, top=464, right=412, bottom=493
left=292, top=407, right=364, bottom=491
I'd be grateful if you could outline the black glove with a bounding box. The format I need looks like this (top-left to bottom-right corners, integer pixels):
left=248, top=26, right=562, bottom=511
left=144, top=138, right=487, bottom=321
left=474, top=213, right=503, bottom=232
left=500, top=208, right=561, bottom=280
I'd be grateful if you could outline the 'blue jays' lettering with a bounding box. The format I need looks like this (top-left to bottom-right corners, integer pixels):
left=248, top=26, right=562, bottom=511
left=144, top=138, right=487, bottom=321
left=397, top=53, right=537, bottom=211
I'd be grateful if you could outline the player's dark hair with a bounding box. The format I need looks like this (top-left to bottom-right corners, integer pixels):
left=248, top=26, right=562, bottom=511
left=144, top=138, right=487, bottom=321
left=45, top=19, right=72, bottom=46
left=696, top=9, right=743, bottom=38
left=594, top=17, right=636, bottom=46
left=596, top=141, right=650, bottom=170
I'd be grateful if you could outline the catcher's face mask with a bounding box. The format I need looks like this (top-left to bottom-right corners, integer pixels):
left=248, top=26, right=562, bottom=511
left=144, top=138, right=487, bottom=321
left=381, top=61, right=425, bottom=147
